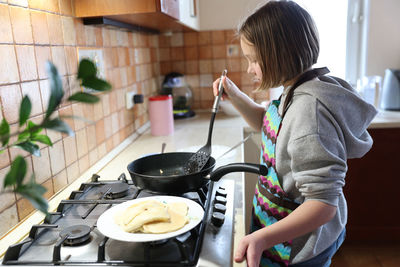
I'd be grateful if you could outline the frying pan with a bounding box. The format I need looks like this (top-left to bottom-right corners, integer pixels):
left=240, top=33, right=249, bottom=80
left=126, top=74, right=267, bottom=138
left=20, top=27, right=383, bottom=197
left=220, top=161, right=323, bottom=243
left=127, top=152, right=268, bottom=194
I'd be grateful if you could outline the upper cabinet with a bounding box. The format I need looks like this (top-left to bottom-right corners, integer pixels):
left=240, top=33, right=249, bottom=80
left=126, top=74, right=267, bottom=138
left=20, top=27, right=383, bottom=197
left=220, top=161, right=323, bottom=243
left=74, top=0, right=199, bottom=33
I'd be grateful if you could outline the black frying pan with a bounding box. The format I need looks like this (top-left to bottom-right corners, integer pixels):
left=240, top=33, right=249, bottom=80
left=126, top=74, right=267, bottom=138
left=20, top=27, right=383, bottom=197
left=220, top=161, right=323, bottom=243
left=127, top=152, right=268, bottom=194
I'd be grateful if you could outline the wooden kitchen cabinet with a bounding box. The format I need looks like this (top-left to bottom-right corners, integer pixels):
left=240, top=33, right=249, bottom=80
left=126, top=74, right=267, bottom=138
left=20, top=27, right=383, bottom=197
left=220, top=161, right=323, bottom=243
left=74, top=0, right=194, bottom=32
left=344, top=128, right=400, bottom=242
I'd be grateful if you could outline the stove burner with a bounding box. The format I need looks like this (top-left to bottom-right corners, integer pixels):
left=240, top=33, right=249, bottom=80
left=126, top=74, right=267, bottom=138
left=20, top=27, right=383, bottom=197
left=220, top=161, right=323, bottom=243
left=59, top=225, right=91, bottom=246
left=105, top=183, right=129, bottom=199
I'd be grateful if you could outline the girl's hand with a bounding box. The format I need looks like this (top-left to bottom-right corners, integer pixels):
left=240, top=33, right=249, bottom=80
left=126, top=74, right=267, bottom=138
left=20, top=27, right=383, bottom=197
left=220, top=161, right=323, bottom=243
left=212, top=76, right=241, bottom=100
left=234, top=230, right=269, bottom=267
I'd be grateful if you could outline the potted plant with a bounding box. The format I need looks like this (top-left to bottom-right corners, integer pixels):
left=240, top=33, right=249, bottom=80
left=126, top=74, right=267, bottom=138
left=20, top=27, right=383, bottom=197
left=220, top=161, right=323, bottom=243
left=0, top=59, right=111, bottom=215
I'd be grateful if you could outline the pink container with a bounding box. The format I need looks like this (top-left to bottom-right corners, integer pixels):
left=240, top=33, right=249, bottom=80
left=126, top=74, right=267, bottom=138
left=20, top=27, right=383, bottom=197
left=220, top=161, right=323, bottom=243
left=149, top=95, right=174, bottom=136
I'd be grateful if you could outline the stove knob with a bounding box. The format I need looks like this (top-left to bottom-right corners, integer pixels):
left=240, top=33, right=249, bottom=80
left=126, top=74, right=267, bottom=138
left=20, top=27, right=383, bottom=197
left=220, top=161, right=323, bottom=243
left=216, top=188, right=227, bottom=198
left=213, top=203, right=227, bottom=214
left=215, top=195, right=227, bottom=205
left=211, top=212, right=225, bottom=227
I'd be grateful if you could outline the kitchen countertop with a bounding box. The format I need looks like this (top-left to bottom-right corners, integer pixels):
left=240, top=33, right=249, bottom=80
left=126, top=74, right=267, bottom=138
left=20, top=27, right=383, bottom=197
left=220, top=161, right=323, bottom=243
left=1, top=109, right=400, bottom=262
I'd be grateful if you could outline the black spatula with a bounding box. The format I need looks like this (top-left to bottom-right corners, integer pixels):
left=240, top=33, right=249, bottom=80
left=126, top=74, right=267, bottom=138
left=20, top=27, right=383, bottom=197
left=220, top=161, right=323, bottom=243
left=183, top=69, right=227, bottom=174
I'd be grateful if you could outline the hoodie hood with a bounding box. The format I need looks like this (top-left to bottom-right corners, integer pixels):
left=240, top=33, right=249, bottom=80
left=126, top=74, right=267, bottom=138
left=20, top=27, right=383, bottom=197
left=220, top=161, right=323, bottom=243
left=289, top=75, right=378, bottom=158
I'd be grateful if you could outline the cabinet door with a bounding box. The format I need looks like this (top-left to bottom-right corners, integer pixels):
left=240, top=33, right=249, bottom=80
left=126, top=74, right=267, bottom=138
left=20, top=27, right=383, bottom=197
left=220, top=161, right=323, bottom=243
left=345, top=128, right=400, bottom=242
left=159, top=0, right=180, bottom=20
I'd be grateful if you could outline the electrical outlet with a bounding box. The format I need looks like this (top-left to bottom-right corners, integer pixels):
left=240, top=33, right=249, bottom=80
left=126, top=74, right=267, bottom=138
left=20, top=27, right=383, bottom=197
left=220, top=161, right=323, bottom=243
left=126, top=91, right=135, bottom=109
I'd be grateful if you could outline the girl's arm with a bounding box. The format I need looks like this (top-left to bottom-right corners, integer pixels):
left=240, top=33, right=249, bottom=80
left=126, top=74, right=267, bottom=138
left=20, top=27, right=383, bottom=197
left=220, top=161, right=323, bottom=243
left=213, top=76, right=266, bottom=131
left=234, top=200, right=337, bottom=267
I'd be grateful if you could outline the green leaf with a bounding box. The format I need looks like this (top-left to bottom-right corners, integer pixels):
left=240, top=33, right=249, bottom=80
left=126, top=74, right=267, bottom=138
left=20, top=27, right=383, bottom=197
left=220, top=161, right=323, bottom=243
left=16, top=183, right=48, bottom=215
left=15, top=141, right=40, bottom=157
left=17, top=130, right=30, bottom=142
left=68, top=92, right=100, bottom=103
left=45, top=61, right=64, bottom=119
left=31, top=134, right=52, bottom=146
left=19, top=95, right=32, bottom=126
left=42, top=118, right=74, bottom=136
left=78, top=59, right=97, bottom=79
left=4, top=156, right=26, bottom=188
left=0, top=118, right=10, bottom=146
left=81, top=77, right=111, bottom=92
left=27, top=120, right=42, bottom=136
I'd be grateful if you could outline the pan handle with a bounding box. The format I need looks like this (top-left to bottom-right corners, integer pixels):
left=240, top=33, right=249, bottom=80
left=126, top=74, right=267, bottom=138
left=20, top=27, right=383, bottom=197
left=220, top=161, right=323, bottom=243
left=209, top=163, right=268, bottom=181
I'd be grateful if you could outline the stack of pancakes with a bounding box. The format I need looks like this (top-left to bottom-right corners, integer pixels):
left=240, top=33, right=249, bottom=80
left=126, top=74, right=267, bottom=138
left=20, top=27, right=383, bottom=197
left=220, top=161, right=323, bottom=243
left=115, top=199, right=189, bottom=234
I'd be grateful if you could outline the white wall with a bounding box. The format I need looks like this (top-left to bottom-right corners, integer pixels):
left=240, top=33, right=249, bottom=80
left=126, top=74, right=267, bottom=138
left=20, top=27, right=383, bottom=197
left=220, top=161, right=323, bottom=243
left=199, top=0, right=268, bottom=31
left=363, top=0, right=400, bottom=78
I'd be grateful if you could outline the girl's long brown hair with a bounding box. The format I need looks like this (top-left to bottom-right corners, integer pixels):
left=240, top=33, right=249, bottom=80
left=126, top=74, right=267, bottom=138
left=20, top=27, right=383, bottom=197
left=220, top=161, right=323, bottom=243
left=239, top=1, right=320, bottom=90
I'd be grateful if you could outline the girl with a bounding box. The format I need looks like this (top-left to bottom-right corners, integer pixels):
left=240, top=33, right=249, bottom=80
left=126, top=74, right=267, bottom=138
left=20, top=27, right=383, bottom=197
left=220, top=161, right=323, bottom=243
left=213, top=1, right=377, bottom=266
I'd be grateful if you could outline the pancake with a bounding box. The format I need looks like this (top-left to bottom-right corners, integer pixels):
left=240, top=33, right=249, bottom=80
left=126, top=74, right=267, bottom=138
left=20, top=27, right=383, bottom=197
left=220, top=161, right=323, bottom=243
left=142, top=202, right=189, bottom=234
left=115, top=200, right=170, bottom=233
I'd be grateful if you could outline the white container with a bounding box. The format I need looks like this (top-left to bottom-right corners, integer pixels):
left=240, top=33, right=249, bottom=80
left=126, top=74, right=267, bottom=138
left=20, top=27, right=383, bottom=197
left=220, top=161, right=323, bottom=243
left=149, top=95, right=174, bottom=136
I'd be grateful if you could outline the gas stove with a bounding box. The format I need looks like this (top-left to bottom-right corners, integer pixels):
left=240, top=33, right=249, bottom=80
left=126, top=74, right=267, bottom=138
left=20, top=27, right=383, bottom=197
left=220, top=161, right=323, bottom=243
left=1, top=173, right=235, bottom=267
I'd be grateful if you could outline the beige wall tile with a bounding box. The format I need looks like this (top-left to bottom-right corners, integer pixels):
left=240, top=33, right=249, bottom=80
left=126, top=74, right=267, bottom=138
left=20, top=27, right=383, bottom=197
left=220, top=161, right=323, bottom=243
left=35, top=46, right=51, bottom=79
left=0, top=204, right=19, bottom=236
left=48, top=140, right=66, bottom=175
left=185, top=60, right=198, bottom=74
left=111, top=112, right=119, bottom=135
left=74, top=18, right=86, bottom=46
left=95, top=119, right=105, bottom=144
left=158, top=48, right=170, bottom=62
left=75, top=128, right=88, bottom=158
left=64, top=46, right=78, bottom=75
left=20, top=81, right=42, bottom=116
left=211, top=30, right=226, bottom=45
left=0, top=4, right=13, bottom=43
left=101, top=94, right=110, bottom=116
left=9, top=5, right=33, bottom=44
left=16, top=194, right=34, bottom=220
left=88, top=148, right=98, bottom=166
left=93, top=101, right=104, bottom=121
left=97, top=142, right=107, bottom=158
left=198, top=31, right=211, bottom=45
left=103, top=115, right=112, bottom=139
left=47, top=13, right=63, bottom=45
left=0, top=149, right=10, bottom=169
left=15, top=45, right=38, bottom=81
left=50, top=46, right=67, bottom=76
left=109, top=91, right=117, bottom=113
left=0, top=45, right=20, bottom=84
left=170, top=32, right=183, bottom=47
left=85, top=25, right=96, bottom=47
left=227, top=58, right=241, bottom=72
left=0, top=166, right=17, bottom=213
left=212, top=45, right=226, bottom=59
left=72, top=103, right=85, bottom=130
left=212, top=59, right=227, bottom=73
left=61, top=16, right=76, bottom=46
left=0, top=84, right=22, bottom=124
left=32, top=147, right=51, bottom=184
left=30, top=9, right=49, bottom=44
left=86, top=124, right=96, bottom=151
left=53, top=169, right=68, bottom=193
left=94, top=27, right=103, bottom=46
left=63, top=135, right=77, bottom=166
left=199, top=60, right=212, bottom=74
left=58, top=105, right=75, bottom=131
left=66, top=160, right=79, bottom=182
left=78, top=154, right=89, bottom=173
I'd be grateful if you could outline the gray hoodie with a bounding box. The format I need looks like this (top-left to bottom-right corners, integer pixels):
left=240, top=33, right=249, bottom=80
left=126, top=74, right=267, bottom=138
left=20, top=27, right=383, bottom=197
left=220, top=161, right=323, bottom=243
left=275, top=76, right=377, bottom=263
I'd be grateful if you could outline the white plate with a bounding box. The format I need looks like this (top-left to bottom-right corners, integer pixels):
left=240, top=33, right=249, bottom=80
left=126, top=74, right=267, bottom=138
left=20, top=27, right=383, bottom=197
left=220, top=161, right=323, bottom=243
left=97, top=196, right=204, bottom=242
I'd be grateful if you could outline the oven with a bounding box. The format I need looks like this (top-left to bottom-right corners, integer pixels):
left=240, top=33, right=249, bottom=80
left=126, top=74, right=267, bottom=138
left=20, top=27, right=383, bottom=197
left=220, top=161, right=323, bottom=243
left=1, top=173, right=235, bottom=266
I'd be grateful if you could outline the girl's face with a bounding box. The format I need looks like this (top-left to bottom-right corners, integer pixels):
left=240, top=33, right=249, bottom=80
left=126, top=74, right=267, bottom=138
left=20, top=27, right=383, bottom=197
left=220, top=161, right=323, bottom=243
left=240, top=36, right=262, bottom=84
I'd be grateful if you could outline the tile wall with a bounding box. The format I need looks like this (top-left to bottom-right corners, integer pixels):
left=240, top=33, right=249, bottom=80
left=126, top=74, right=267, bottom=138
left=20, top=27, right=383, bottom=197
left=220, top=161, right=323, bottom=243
left=0, top=0, right=268, bottom=236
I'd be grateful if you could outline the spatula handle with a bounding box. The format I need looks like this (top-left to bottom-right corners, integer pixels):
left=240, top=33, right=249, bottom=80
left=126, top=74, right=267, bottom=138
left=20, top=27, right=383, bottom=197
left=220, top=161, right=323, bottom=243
left=212, top=69, right=228, bottom=113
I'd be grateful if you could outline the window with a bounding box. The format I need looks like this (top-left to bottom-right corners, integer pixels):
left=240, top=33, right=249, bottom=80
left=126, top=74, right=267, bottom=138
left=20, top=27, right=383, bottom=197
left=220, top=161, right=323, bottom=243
left=295, top=0, right=349, bottom=80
